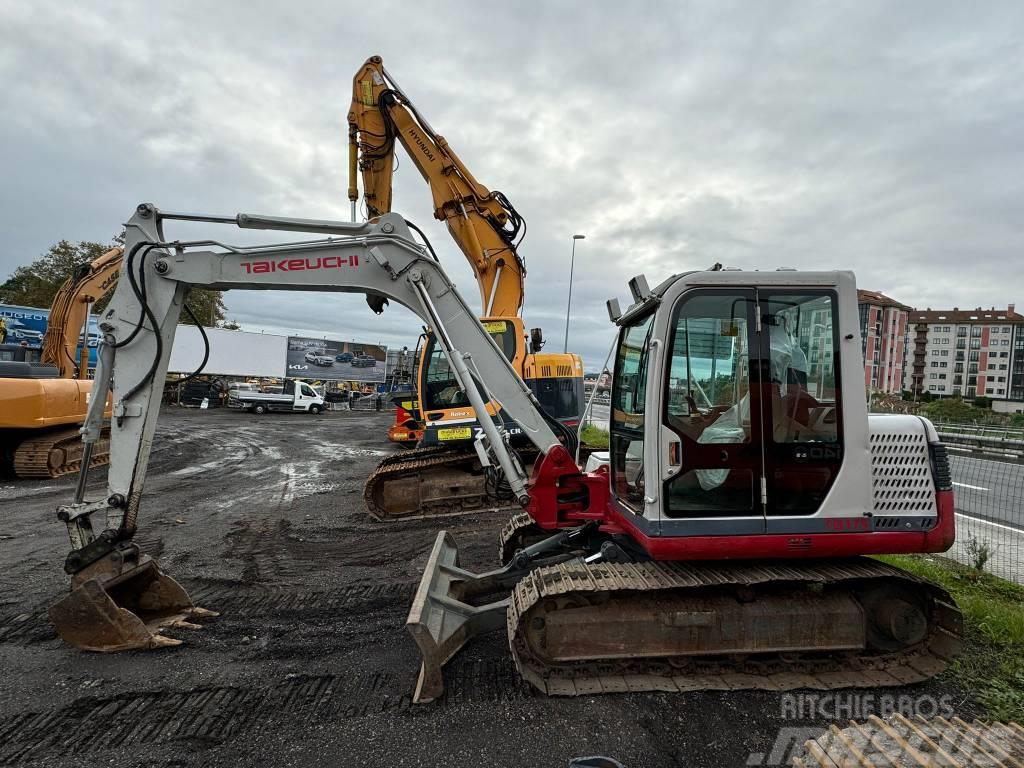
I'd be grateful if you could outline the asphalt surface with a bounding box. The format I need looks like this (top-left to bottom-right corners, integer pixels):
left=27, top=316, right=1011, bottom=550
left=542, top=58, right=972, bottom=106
left=0, top=408, right=981, bottom=768
left=948, top=452, right=1024, bottom=530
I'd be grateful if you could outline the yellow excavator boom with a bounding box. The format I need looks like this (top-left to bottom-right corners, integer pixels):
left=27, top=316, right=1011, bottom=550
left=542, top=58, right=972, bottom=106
left=349, top=56, right=526, bottom=318
left=41, top=246, right=123, bottom=379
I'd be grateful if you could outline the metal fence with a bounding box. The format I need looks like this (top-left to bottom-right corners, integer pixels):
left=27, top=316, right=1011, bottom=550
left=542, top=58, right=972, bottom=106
left=943, top=445, right=1023, bottom=585
left=578, top=403, right=1024, bottom=585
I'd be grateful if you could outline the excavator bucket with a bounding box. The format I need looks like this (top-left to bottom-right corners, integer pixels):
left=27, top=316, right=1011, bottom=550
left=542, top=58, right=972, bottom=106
left=49, top=555, right=217, bottom=652
left=406, top=532, right=514, bottom=703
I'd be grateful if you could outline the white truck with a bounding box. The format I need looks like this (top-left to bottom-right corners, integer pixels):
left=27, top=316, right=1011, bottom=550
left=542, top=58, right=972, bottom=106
left=228, top=379, right=325, bottom=414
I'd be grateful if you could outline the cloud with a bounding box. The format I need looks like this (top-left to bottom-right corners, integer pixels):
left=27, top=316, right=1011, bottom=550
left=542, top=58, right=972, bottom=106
left=1, top=0, right=1022, bottom=371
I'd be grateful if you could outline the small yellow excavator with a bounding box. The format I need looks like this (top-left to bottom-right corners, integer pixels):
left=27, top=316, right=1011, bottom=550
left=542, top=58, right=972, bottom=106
left=349, top=56, right=586, bottom=520
left=0, top=247, right=120, bottom=477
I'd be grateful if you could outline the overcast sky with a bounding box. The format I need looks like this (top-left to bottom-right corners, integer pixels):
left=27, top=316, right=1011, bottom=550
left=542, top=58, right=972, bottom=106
left=1, top=1, right=1022, bottom=370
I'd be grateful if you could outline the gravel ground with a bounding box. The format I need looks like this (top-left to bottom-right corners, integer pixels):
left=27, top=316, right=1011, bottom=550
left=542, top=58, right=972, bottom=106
left=0, top=408, right=980, bottom=768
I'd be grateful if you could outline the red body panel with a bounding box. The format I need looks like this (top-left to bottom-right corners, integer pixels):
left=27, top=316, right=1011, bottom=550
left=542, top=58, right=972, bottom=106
left=526, top=447, right=956, bottom=561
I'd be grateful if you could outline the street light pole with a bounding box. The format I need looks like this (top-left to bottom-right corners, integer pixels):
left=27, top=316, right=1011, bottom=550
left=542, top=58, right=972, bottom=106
left=564, top=234, right=585, bottom=353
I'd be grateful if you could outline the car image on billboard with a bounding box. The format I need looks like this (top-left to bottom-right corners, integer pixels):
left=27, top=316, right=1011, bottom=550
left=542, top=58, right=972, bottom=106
left=284, top=336, right=386, bottom=382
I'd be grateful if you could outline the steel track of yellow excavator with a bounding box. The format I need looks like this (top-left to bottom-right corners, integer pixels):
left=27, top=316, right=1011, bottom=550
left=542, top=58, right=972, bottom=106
left=12, top=426, right=111, bottom=478
left=363, top=445, right=524, bottom=521
left=407, top=531, right=963, bottom=703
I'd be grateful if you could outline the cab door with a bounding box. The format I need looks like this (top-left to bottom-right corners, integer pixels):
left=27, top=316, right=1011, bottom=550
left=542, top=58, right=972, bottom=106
left=659, top=290, right=767, bottom=533
left=754, top=290, right=844, bottom=519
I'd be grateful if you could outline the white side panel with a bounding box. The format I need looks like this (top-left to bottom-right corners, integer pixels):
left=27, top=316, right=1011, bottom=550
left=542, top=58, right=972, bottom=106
left=168, top=326, right=287, bottom=378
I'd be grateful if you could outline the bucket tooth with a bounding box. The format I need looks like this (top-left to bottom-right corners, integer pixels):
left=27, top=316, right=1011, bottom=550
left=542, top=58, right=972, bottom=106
left=49, top=554, right=214, bottom=652
left=406, top=532, right=512, bottom=703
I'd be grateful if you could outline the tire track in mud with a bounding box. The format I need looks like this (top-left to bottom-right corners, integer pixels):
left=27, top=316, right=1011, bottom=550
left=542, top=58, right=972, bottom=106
left=0, top=659, right=532, bottom=765
left=0, top=579, right=413, bottom=647
left=187, top=579, right=416, bottom=617
left=220, top=517, right=419, bottom=583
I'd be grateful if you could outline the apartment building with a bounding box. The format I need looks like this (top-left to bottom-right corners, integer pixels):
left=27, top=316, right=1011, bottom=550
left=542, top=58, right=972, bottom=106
left=857, top=290, right=911, bottom=395
left=904, top=304, right=1024, bottom=407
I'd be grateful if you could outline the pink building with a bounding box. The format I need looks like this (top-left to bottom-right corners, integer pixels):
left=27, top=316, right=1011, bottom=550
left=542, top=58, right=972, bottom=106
left=858, top=290, right=911, bottom=395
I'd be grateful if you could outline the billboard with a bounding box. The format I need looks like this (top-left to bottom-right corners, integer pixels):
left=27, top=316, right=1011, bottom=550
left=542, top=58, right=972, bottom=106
left=0, top=303, right=101, bottom=367
left=169, top=326, right=288, bottom=378
left=284, top=336, right=387, bottom=383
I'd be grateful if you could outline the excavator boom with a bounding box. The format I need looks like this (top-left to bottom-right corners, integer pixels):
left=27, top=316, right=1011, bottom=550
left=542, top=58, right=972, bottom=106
left=41, top=246, right=123, bottom=378
left=350, top=56, right=525, bottom=317
left=349, top=56, right=584, bottom=519
left=52, top=204, right=558, bottom=653
left=0, top=246, right=120, bottom=477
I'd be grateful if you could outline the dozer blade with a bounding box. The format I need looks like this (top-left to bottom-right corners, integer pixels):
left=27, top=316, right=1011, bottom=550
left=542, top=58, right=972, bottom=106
left=49, top=555, right=217, bottom=652
left=406, top=532, right=514, bottom=703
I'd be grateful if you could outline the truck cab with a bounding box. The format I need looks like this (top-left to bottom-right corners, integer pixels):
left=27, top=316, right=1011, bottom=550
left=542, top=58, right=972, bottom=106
left=228, top=379, right=325, bottom=414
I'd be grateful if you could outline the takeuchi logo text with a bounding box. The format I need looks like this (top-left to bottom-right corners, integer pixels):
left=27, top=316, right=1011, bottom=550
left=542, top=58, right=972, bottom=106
left=240, top=255, right=360, bottom=274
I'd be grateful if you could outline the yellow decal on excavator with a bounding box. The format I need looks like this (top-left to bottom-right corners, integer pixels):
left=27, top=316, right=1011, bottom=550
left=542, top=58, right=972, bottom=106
left=360, top=80, right=374, bottom=106
left=438, top=427, right=473, bottom=441
left=483, top=321, right=508, bottom=334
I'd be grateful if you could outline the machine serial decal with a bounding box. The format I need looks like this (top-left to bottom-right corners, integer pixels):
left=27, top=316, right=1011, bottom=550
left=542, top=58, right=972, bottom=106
left=825, top=518, right=871, bottom=532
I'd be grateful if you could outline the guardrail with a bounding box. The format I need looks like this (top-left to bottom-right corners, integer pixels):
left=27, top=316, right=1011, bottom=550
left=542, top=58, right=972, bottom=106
left=938, top=431, right=1024, bottom=461
left=932, top=421, right=1024, bottom=439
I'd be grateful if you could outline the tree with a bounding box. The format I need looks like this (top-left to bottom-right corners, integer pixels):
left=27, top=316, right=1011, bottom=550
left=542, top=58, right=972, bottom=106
left=1, top=240, right=115, bottom=310
left=1, top=239, right=226, bottom=325
left=181, top=287, right=227, bottom=327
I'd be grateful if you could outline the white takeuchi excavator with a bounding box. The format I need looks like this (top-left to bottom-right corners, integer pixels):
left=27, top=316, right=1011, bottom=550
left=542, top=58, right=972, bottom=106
left=51, top=205, right=961, bottom=707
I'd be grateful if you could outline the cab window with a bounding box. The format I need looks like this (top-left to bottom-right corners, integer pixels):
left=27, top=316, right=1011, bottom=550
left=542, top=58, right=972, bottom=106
left=609, top=312, right=654, bottom=512
left=422, top=327, right=515, bottom=411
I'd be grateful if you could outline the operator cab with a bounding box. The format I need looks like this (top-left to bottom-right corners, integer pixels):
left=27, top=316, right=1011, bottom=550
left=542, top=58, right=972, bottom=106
left=419, top=317, right=584, bottom=443
left=609, top=271, right=853, bottom=535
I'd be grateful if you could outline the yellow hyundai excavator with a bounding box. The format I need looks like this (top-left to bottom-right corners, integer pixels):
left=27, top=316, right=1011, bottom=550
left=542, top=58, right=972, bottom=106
left=349, top=56, right=585, bottom=520
left=0, top=247, right=120, bottom=477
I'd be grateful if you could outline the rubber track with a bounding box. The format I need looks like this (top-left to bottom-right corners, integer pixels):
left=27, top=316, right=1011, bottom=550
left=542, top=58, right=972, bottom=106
left=363, top=445, right=517, bottom=520
left=794, top=714, right=1024, bottom=766
left=496, top=512, right=543, bottom=565
left=507, top=558, right=963, bottom=696
left=13, top=426, right=110, bottom=478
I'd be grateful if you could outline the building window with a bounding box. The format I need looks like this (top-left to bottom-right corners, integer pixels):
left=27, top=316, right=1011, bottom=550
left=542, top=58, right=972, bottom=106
left=986, top=388, right=994, bottom=394
left=971, top=327, right=982, bottom=338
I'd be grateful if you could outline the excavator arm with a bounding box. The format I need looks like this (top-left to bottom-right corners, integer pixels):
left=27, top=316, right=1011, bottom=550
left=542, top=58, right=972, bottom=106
left=51, top=203, right=560, bottom=653
left=349, top=56, right=526, bottom=317
left=41, top=246, right=123, bottom=378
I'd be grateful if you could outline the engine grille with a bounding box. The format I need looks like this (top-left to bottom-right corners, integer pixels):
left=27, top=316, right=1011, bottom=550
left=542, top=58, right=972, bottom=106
left=869, top=427, right=937, bottom=514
